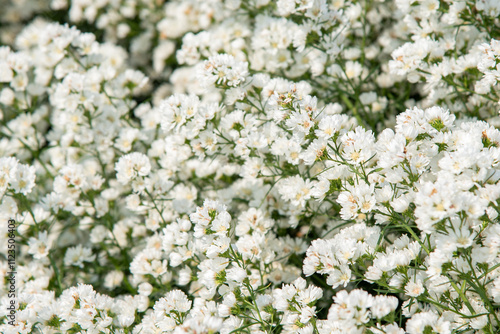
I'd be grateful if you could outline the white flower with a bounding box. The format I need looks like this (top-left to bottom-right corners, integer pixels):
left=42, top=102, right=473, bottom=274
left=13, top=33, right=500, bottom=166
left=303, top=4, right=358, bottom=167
left=28, top=231, right=51, bottom=259
left=0, top=157, right=18, bottom=193
left=226, top=266, right=247, bottom=282
left=159, top=93, right=201, bottom=133
left=64, top=244, right=96, bottom=268
left=154, top=290, right=192, bottom=320
left=10, top=163, right=36, bottom=195
left=278, top=175, right=316, bottom=208
left=340, top=126, right=376, bottom=165
left=337, top=181, right=375, bottom=220
left=104, top=270, right=124, bottom=289
left=315, top=114, right=350, bottom=139
left=405, top=279, right=425, bottom=297
left=115, top=152, right=151, bottom=184
left=202, top=54, right=248, bottom=87
left=371, top=295, right=398, bottom=319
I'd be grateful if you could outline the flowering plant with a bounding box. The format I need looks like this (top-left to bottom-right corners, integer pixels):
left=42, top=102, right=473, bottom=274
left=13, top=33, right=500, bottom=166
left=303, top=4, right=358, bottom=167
left=1, top=0, right=500, bottom=333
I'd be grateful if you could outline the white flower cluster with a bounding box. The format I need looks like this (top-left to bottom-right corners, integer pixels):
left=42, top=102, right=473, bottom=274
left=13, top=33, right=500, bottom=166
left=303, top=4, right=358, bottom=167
left=273, top=277, right=323, bottom=334
left=0, top=157, right=36, bottom=196
left=2, top=1, right=500, bottom=333
left=303, top=223, right=380, bottom=289
left=201, top=54, right=249, bottom=88
left=477, top=39, right=500, bottom=94
left=388, top=0, right=500, bottom=117
left=317, top=289, right=401, bottom=334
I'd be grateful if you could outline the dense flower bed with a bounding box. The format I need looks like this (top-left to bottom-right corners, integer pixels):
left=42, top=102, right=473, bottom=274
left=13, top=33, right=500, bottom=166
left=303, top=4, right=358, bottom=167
left=1, top=0, right=500, bottom=333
